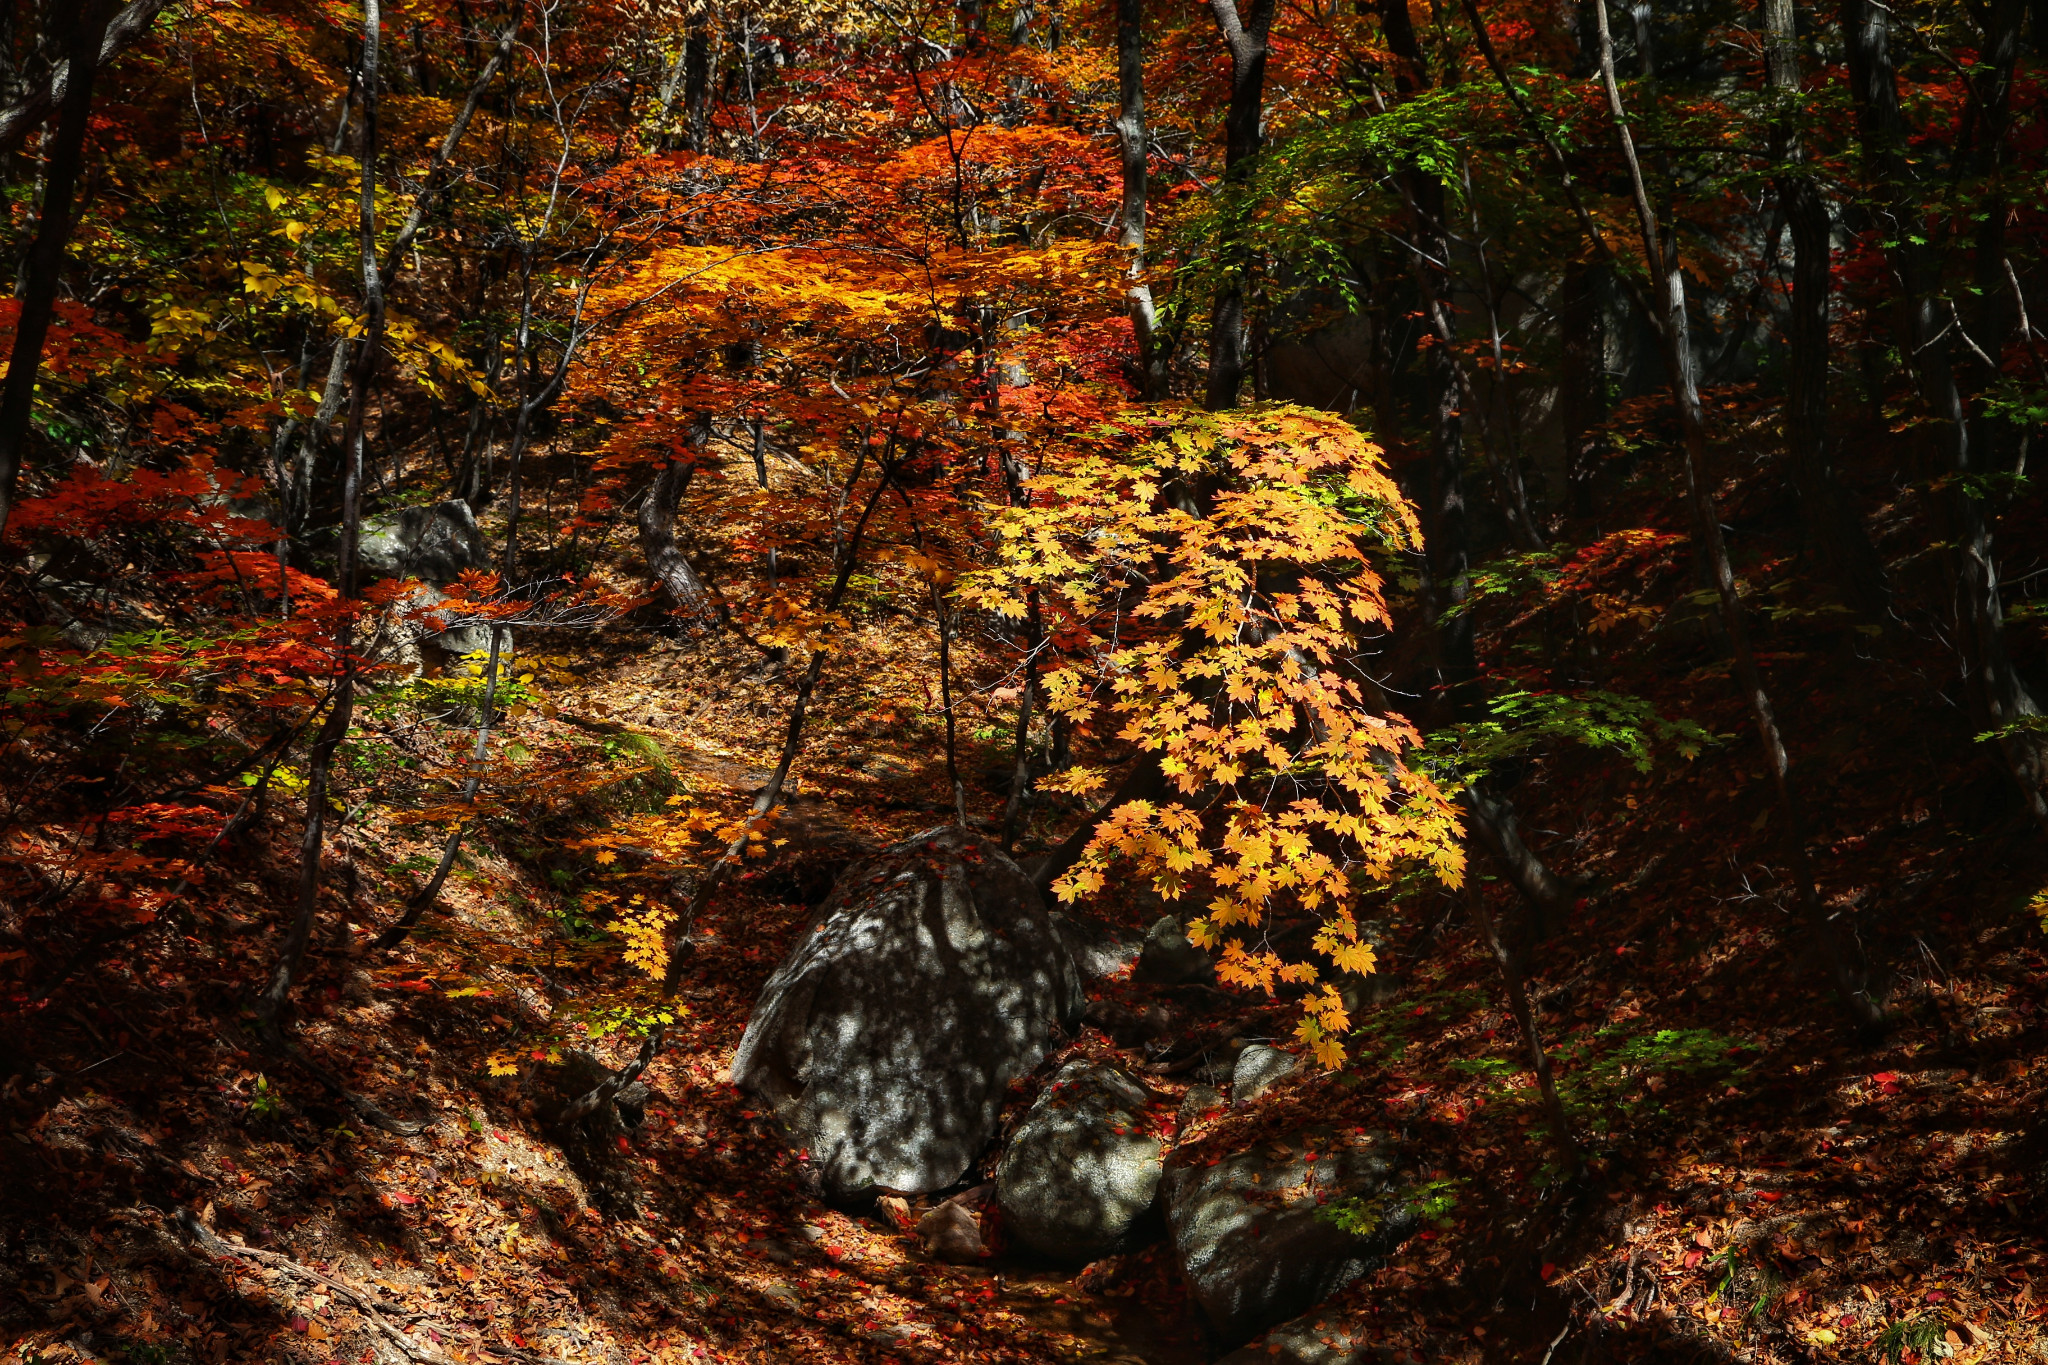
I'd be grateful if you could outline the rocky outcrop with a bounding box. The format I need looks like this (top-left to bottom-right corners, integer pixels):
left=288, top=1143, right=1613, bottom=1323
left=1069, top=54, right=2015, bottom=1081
left=995, top=1061, right=1163, bottom=1260
left=359, top=499, right=489, bottom=584
left=1163, top=1126, right=1414, bottom=1344
left=730, top=826, right=1084, bottom=1202
left=358, top=500, right=496, bottom=661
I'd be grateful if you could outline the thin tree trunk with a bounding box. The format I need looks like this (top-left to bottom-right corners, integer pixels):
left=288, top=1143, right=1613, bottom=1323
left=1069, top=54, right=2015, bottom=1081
left=1461, top=783, right=1570, bottom=936
left=1116, top=0, right=1166, bottom=398
left=1115, top=0, right=1146, bottom=253
left=1470, top=878, right=1581, bottom=1178
left=373, top=625, right=505, bottom=951
left=1403, top=185, right=1474, bottom=720
left=256, top=681, right=355, bottom=1026
left=1460, top=160, right=1544, bottom=549
left=1374, top=14, right=1572, bottom=932
left=0, top=2, right=107, bottom=540
left=933, top=581, right=968, bottom=827
left=1033, top=750, right=1170, bottom=897
left=257, top=0, right=385, bottom=1032
left=383, top=23, right=517, bottom=274
left=288, top=336, right=354, bottom=534
left=1201, top=0, right=1275, bottom=411
left=1000, top=594, right=1042, bottom=850
left=750, top=416, right=787, bottom=669
left=1374, top=0, right=1477, bottom=717
left=1589, top=0, right=1883, bottom=1033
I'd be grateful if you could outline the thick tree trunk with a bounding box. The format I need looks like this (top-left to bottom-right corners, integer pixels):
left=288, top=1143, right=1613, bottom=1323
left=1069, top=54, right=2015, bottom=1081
left=639, top=455, right=720, bottom=628
left=684, top=15, right=715, bottom=152
left=1762, top=0, right=1889, bottom=625
left=0, top=2, right=107, bottom=540
left=1558, top=254, right=1606, bottom=520
left=258, top=0, right=385, bottom=1032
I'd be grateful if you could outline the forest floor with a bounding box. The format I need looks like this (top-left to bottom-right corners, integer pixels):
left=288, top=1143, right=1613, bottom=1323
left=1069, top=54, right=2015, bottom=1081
left=4, top=621, right=2047, bottom=1365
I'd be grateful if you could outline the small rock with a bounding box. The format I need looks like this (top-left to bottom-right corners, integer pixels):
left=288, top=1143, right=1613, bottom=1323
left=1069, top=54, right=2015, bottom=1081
left=1133, top=915, right=1213, bottom=985
left=1083, top=997, right=1175, bottom=1047
left=745, top=1237, right=797, bottom=1265
left=917, top=1201, right=986, bottom=1263
left=1233, top=1045, right=1300, bottom=1106
left=1214, top=1309, right=1373, bottom=1365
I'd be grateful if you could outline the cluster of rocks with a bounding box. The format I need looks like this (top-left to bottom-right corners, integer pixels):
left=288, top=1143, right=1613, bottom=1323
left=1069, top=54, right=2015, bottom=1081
left=730, top=826, right=1418, bottom=1357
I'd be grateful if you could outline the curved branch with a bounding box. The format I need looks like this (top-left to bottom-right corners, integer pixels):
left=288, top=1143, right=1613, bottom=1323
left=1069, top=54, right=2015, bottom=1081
left=0, top=0, right=170, bottom=157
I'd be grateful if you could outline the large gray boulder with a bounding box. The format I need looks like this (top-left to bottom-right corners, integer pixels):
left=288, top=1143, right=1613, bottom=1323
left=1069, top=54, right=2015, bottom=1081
left=731, top=826, right=1085, bottom=1202
left=995, top=1061, right=1163, bottom=1260
left=1163, top=1126, right=1414, bottom=1345
left=359, top=499, right=488, bottom=584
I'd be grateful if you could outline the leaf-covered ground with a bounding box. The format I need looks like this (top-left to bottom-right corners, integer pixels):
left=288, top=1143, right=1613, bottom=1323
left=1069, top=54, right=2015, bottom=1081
left=4, top=613, right=2046, bottom=1365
